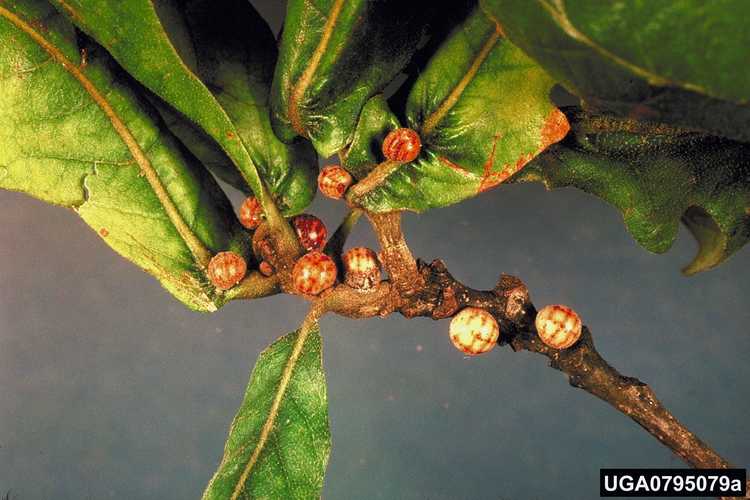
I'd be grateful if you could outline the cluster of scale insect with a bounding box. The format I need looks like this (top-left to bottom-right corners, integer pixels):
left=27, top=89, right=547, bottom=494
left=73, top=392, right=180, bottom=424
left=205, top=128, right=422, bottom=294
left=206, top=127, right=582, bottom=358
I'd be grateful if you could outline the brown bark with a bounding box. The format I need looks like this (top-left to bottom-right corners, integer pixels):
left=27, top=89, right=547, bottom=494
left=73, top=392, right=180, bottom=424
left=257, top=206, right=745, bottom=493
left=359, top=215, right=743, bottom=488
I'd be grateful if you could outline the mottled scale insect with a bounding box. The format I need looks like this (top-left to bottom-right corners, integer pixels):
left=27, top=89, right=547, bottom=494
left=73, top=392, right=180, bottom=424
left=342, top=247, right=381, bottom=290
left=291, top=214, right=328, bottom=252
left=535, top=304, right=582, bottom=349
left=208, top=251, right=247, bottom=290
left=318, top=165, right=353, bottom=199
left=238, top=196, right=263, bottom=230
left=382, top=128, right=422, bottom=163
left=449, top=307, right=500, bottom=355
left=292, top=251, right=337, bottom=295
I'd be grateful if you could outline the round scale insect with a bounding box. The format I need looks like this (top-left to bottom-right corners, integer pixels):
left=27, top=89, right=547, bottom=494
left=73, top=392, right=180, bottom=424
left=292, top=251, right=337, bottom=295
left=448, top=307, right=499, bottom=355
left=342, top=247, right=381, bottom=290
left=534, top=304, right=582, bottom=349
left=238, top=196, right=263, bottom=230
left=208, top=251, right=247, bottom=290
left=382, top=127, right=422, bottom=163
left=318, top=165, right=353, bottom=199
left=291, top=214, right=328, bottom=252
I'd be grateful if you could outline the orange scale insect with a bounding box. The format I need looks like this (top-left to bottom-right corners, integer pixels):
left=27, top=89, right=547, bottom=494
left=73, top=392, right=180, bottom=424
left=318, top=165, right=353, bottom=200
left=208, top=251, right=247, bottom=291
left=382, top=127, right=422, bottom=163
left=292, top=251, right=338, bottom=296
left=238, top=196, right=263, bottom=230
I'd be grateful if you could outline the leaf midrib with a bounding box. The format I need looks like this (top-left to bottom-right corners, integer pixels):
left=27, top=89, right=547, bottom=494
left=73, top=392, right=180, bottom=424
left=227, top=322, right=317, bottom=500
left=288, top=0, right=346, bottom=137
left=0, top=5, right=212, bottom=267
left=421, top=23, right=501, bottom=138
left=538, top=0, right=685, bottom=92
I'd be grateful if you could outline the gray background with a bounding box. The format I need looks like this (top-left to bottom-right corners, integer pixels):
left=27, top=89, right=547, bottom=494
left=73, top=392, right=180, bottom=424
left=1, top=1, right=748, bottom=499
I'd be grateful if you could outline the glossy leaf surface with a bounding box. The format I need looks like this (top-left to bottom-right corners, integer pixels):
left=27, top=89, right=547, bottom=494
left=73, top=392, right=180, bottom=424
left=49, top=0, right=314, bottom=218
left=154, top=0, right=318, bottom=214
left=352, top=7, right=569, bottom=212
left=270, top=0, right=428, bottom=157
left=482, top=0, right=750, bottom=142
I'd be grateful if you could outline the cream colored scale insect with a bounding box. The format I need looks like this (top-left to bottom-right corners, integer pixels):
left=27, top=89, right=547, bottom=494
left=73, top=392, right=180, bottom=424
left=534, top=304, right=582, bottom=349
left=449, top=307, right=500, bottom=355
left=342, top=247, right=381, bottom=290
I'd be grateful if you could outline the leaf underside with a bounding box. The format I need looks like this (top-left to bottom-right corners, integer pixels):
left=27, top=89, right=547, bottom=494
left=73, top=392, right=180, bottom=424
left=0, top=0, right=243, bottom=311
left=515, top=118, right=750, bottom=274
left=203, top=328, right=330, bottom=500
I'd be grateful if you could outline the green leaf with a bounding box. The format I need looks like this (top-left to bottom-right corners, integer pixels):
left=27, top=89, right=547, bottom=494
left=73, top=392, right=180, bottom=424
left=514, top=114, right=750, bottom=274
left=48, top=0, right=300, bottom=236
left=352, top=7, right=569, bottom=213
left=0, top=0, right=244, bottom=311
left=481, top=0, right=750, bottom=143
left=340, top=94, right=401, bottom=180
left=151, top=0, right=318, bottom=215
left=270, top=0, right=429, bottom=157
left=203, top=326, right=330, bottom=500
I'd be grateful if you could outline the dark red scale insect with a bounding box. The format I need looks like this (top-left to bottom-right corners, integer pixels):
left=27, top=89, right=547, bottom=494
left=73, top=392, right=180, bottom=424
left=291, top=214, right=328, bottom=252
left=208, top=251, right=247, bottom=290
left=292, top=251, right=337, bottom=296
left=318, top=165, right=353, bottom=199
left=382, top=127, right=422, bottom=163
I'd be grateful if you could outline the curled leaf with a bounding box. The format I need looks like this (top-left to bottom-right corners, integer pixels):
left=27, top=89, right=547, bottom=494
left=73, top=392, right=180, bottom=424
left=350, top=7, right=568, bottom=212
left=515, top=114, right=750, bottom=274
left=153, top=0, right=318, bottom=215
left=49, top=0, right=300, bottom=239
left=270, top=0, right=429, bottom=157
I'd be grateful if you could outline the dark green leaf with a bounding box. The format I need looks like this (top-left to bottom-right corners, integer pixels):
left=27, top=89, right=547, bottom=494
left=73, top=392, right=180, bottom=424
left=152, top=0, right=318, bottom=215
left=0, top=0, right=244, bottom=311
left=481, top=0, right=750, bottom=143
left=352, top=7, right=568, bottom=212
left=270, top=0, right=429, bottom=157
left=514, top=114, right=750, bottom=274
left=203, top=327, right=330, bottom=500
left=48, top=0, right=307, bottom=223
left=340, top=94, right=401, bottom=180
